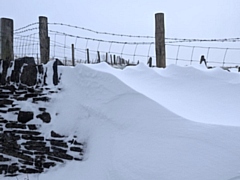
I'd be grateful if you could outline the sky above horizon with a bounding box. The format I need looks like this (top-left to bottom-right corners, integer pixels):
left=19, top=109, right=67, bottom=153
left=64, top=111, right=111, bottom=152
left=1, top=0, right=240, bottom=65
left=2, top=0, right=239, bottom=38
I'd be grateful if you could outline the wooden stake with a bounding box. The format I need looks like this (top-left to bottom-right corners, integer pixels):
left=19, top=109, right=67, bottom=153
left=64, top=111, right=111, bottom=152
left=71, top=44, right=75, bottom=66
left=155, top=13, right=166, bottom=68
left=39, top=16, right=49, bottom=64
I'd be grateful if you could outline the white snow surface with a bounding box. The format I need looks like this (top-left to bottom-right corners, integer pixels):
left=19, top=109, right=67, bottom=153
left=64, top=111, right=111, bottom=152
left=11, top=62, right=240, bottom=180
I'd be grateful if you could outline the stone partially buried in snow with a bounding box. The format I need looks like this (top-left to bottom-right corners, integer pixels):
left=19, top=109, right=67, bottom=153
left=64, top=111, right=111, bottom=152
left=17, top=111, right=34, bottom=123
left=36, top=112, right=51, bottom=123
left=20, top=64, right=37, bottom=86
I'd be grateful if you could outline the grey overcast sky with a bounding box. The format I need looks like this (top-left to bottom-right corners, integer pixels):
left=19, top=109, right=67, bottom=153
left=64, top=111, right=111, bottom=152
left=1, top=0, right=240, bottom=65
left=1, top=0, right=239, bottom=38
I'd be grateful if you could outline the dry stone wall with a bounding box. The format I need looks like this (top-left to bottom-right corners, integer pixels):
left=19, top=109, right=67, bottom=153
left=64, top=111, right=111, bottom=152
left=0, top=58, right=84, bottom=177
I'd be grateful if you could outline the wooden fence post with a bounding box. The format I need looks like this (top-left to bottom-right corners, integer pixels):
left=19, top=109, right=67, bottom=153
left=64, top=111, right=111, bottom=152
left=97, top=51, right=100, bottom=63
left=86, top=49, right=90, bottom=64
left=155, top=13, right=166, bottom=68
left=39, top=16, right=50, bottom=64
left=110, top=54, right=113, bottom=65
left=71, top=44, right=75, bottom=66
left=0, top=18, right=13, bottom=61
left=105, top=52, right=108, bottom=63
left=113, top=55, right=116, bottom=65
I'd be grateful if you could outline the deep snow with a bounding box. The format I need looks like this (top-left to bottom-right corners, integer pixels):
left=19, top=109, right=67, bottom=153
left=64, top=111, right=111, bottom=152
left=6, top=62, right=240, bottom=180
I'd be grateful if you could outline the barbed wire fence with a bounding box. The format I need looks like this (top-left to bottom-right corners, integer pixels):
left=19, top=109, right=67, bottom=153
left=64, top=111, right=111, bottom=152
left=13, top=21, right=240, bottom=68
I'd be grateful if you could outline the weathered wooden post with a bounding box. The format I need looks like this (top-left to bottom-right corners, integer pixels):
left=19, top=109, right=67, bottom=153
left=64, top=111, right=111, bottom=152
left=155, top=13, right=166, bottom=68
left=105, top=52, right=108, bottom=63
left=113, top=55, right=116, bottom=65
left=97, top=51, right=100, bottom=63
left=71, top=44, right=75, bottom=66
left=86, top=49, right=90, bottom=64
left=39, top=16, right=50, bottom=64
left=0, top=18, right=13, bottom=61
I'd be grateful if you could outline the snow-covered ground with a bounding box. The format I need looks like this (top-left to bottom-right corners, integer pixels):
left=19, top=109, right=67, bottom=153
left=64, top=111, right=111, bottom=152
left=11, top=62, right=240, bottom=180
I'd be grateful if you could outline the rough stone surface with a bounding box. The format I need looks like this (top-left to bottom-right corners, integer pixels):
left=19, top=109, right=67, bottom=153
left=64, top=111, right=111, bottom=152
left=17, top=111, right=34, bottom=123
left=0, top=84, right=85, bottom=177
left=36, top=112, right=51, bottom=123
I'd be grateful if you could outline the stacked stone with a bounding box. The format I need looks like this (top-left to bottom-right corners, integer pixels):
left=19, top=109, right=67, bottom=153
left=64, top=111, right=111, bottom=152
left=0, top=119, right=84, bottom=176
left=0, top=58, right=85, bottom=177
left=0, top=85, right=84, bottom=176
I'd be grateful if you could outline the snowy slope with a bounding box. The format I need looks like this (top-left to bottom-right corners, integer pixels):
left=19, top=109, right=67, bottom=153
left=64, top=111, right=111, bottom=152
left=11, top=62, right=240, bottom=180
left=88, top=63, right=240, bottom=126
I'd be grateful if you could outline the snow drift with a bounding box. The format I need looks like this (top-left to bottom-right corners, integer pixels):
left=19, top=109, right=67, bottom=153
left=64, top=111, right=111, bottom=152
left=10, top=62, right=240, bottom=180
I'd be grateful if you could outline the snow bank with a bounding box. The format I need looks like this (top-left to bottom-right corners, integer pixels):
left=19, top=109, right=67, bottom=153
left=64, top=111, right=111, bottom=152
left=12, top=63, right=240, bottom=180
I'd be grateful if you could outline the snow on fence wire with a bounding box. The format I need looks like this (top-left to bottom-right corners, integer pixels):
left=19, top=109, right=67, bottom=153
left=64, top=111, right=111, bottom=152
left=13, top=20, right=240, bottom=67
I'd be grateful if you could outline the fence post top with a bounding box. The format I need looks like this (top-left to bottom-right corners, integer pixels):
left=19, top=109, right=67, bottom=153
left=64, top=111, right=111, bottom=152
left=0, top=18, right=13, bottom=22
left=39, top=16, right=48, bottom=20
left=155, top=13, right=164, bottom=17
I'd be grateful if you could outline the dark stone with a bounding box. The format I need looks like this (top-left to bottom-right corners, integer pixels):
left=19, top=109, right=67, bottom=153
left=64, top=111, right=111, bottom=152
left=27, top=87, right=35, bottom=93
left=22, top=135, right=44, bottom=141
left=20, top=64, right=37, bottom=86
left=0, top=60, right=10, bottom=85
left=74, top=141, right=83, bottom=146
left=36, top=112, right=51, bottom=123
left=74, top=157, right=83, bottom=161
left=0, top=155, right=11, bottom=162
left=51, top=152, right=73, bottom=160
left=5, top=122, right=26, bottom=129
left=0, top=94, right=9, bottom=98
left=43, top=162, right=56, bottom=169
left=15, top=96, right=28, bottom=101
left=51, top=130, right=65, bottom=138
left=0, top=99, right=14, bottom=105
left=17, top=111, right=34, bottom=123
left=19, top=168, right=42, bottom=174
left=8, top=164, right=19, bottom=174
left=22, top=141, right=46, bottom=147
left=49, top=90, right=58, bottom=93
left=18, top=159, right=34, bottom=166
left=0, top=104, right=7, bottom=108
left=1, top=148, right=33, bottom=162
left=24, top=93, right=38, bottom=98
left=0, top=164, right=8, bottom=174
left=0, top=109, right=7, bottom=113
left=37, top=64, right=44, bottom=74
left=1, top=85, right=16, bottom=93
left=24, top=145, right=50, bottom=152
left=35, top=156, right=45, bottom=169
left=47, top=156, right=64, bottom=163
left=2, top=131, right=21, bottom=141
left=27, top=124, right=39, bottom=130
left=33, top=96, right=50, bottom=103
left=39, top=107, right=46, bottom=112
left=47, top=139, right=68, bottom=148
left=10, top=130, right=41, bottom=136
left=7, top=107, right=21, bottom=112
left=21, top=150, right=34, bottom=156
left=12, top=57, right=36, bottom=84
left=70, top=147, right=83, bottom=153
left=51, top=146, right=67, bottom=153
left=15, top=90, right=27, bottom=94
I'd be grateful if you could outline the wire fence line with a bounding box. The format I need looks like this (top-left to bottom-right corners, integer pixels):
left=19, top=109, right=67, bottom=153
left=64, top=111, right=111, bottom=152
left=13, top=21, right=240, bottom=67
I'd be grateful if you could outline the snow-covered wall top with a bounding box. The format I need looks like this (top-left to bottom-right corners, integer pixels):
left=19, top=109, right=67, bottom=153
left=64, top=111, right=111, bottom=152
left=0, top=57, right=61, bottom=87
